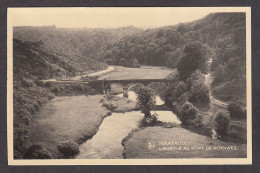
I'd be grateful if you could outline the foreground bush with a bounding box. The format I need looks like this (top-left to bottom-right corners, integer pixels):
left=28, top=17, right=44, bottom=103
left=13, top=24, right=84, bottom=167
left=24, top=144, right=53, bottom=159
left=49, top=83, right=98, bottom=96
left=21, top=79, right=34, bottom=87
left=228, top=102, right=246, bottom=119
left=187, top=70, right=210, bottom=109
left=13, top=82, right=55, bottom=157
left=57, top=141, right=79, bottom=157
left=141, top=112, right=159, bottom=127
left=137, top=86, right=156, bottom=119
left=102, top=101, right=117, bottom=111
left=214, top=112, right=230, bottom=138
left=179, top=102, right=198, bottom=125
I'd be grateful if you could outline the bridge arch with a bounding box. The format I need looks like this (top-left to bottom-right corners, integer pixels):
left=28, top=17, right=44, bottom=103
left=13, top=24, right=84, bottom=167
left=147, top=82, right=167, bottom=91
left=147, top=82, right=167, bottom=104
left=86, top=78, right=171, bottom=95
left=104, top=83, right=124, bottom=94
left=126, top=82, right=145, bottom=91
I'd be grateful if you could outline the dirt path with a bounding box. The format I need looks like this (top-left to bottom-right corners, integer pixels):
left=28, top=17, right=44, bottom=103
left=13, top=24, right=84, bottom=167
left=40, top=66, right=115, bottom=82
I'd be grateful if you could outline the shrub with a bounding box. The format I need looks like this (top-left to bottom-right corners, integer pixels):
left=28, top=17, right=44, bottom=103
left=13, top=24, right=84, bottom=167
left=22, top=116, right=30, bottom=126
left=51, top=85, right=60, bottom=94
left=228, top=102, right=246, bottom=119
left=137, top=86, right=156, bottom=119
left=44, top=82, right=51, bottom=87
left=57, top=141, right=79, bottom=157
left=24, top=144, right=53, bottom=159
left=13, top=124, right=29, bottom=153
left=141, top=112, right=159, bottom=126
left=21, top=79, right=34, bottom=87
left=106, top=111, right=112, bottom=116
left=177, top=41, right=209, bottom=80
left=188, top=83, right=210, bottom=109
left=214, top=112, right=230, bottom=138
left=102, top=102, right=117, bottom=111
left=178, top=92, right=189, bottom=105
left=175, top=81, right=187, bottom=98
left=187, top=70, right=210, bottom=109
left=14, top=150, right=23, bottom=159
left=180, top=102, right=198, bottom=125
left=191, top=114, right=204, bottom=128
left=35, top=80, right=45, bottom=87
left=99, top=98, right=106, bottom=103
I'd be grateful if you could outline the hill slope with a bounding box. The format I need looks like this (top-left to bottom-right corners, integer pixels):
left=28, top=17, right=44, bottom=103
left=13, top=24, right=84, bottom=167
left=101, top=13, right=246, bottom=104
left=14, top=25, right=143, bottom=61
left=13, top=39, right=107, bottom=80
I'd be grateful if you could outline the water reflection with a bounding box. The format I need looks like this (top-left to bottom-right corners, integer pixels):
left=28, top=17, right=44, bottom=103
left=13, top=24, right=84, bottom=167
left=76, top=110, right=180, bottom=159
left=76, top=112, right=143, bottom=159
left=117, top=91, right=164, bottom=105
left=152, top=111, right=181, bottom=124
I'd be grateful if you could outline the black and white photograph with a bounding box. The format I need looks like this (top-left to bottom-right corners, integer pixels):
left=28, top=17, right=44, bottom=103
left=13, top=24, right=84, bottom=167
left=7, top=7, right=251, bottom=165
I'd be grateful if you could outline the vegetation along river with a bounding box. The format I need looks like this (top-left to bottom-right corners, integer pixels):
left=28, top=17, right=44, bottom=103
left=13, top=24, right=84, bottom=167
left=26, top=65, right=245, bottom=159
left=76, top=91, right=181, bottom=159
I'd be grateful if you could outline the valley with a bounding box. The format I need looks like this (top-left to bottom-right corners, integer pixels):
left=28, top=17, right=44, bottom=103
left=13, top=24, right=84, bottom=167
left=12, top=12, right=247, bottom=160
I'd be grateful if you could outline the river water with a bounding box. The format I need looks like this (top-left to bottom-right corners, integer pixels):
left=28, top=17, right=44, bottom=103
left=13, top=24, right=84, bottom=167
left=116, top=91, right=164, bottom=105
left=76, top=91, right=180, bottom=159
left=76, top=111, right=180, bottom=159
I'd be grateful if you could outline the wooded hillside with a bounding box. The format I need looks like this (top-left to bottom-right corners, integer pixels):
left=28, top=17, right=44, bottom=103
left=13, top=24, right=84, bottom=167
left=13, top=13, right=246, bottom=104
left=13, top=39, right=107, bottom=80
left=101, top=13, right=246, bottom=104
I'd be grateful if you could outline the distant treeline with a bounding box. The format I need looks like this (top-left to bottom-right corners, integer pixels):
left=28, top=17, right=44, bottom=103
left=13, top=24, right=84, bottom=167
left=14, top=25, right=143, bottom=61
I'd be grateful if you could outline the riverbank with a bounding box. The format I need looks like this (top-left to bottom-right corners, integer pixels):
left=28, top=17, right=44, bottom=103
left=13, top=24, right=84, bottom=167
left=76, top=111, right=143, bottom=159
left=102, top=95, right=137, bottom=113
left=122, top=126, right=247, bottom=158
left=25, top=94, right=139, bottom=159
left=26, top=95, right=111, bottom=158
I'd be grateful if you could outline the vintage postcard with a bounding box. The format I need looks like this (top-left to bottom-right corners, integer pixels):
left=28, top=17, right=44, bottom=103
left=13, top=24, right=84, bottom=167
left=7, top=7, right=252, bottom=165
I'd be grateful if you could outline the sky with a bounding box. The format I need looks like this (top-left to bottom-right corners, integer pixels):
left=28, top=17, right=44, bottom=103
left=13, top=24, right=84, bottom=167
left=9, top=7, right=247, bottom=29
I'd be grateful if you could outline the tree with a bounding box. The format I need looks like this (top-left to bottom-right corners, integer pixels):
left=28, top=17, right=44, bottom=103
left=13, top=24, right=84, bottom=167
left=175, top=81, right=187, bottom=98
left=24, top=144, right=53, bottom=159
left=214, top=112, right=230, bottom=137
left=186, top=70, right=210, bottom=108
left=228, top=102, right=246, bottom=119
left=177, top=41, right=209, bottom=80
left=188, top=83, right=209, bottom=109
left=180, top=101, right=198, bottom=125
left=176, top=24, right=186, bottom=34
left=129, top=58, right=140, bottom=68
left=137, top=86, right=156, bottom=119
left=186, top=70, right=205, bottom=89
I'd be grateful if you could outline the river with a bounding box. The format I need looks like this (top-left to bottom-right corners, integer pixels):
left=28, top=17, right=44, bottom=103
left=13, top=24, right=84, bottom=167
left=33, top=64, right=224, bottom=159
left=32, top=65, right=181, bottom=159
left=76, top=91, right=181, bottom=159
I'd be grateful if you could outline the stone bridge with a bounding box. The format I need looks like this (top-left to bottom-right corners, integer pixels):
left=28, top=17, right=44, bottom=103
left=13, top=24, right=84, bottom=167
left=43, top=78, right=172, bottom=96
left=87, top=79, right=172, bottom=95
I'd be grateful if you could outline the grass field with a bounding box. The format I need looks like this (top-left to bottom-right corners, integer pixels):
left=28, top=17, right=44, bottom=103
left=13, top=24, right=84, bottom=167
left=99, top=66, right=174, bottom=80
left=123, top=126, right=246, bottom=158
left=26, top=95, right=110, bottom=157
